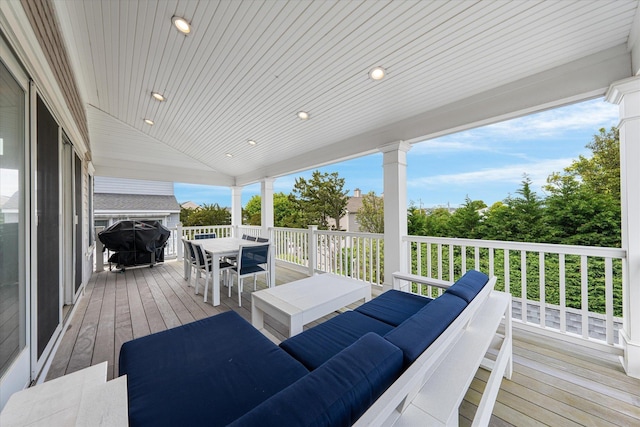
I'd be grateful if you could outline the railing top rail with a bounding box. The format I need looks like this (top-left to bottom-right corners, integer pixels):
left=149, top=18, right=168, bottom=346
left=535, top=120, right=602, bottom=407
left=272, top=227, right=305, bottom=232
left=315, top=229, right=383, bottom=239
left=182, top=225, right=232, bottom=230
left=403, top=235, right=626, bottom=258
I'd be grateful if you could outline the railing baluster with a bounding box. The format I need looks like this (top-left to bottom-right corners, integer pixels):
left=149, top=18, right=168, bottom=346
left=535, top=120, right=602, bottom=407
left=475, top=246, right=480, bottom=271
left=489, top=248, right=494, bottom=278
left=521, top=250, right=527, bottom=323
left=448, top=244, right=454, bottom=281
left=427, top=242, right=432, bottom=278
left=605, top=257, right=614, bottom=345
left=559, top=253, right=566, bottom=334
left=581, top=255, right=589, bottom=339
left=540, top=252, right=546, bottom=329
left=461, top=245, right=467, bottom=275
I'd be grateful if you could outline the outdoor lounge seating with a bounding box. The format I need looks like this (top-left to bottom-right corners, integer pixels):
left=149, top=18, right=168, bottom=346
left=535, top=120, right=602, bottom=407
left=118, top=269, right=511, bottom=426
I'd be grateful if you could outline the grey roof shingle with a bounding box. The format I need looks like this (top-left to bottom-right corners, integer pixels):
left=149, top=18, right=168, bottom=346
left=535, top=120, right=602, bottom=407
left=94, top=193, right=180, bottom=212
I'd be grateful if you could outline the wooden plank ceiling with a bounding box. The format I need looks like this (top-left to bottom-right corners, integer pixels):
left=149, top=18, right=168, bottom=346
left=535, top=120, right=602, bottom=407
left=52, top=0, right=639, bottom=186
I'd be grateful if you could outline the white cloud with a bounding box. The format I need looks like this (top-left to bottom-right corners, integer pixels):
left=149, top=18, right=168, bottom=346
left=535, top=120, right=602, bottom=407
left=484, top=100, right=618, bottom=139
left=410, top=139, right=496, bottom=155
left=409, top=158, right=574, bottom=189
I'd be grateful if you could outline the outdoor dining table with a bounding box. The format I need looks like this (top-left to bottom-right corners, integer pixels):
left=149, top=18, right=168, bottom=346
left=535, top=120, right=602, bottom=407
left=184, top=237, right=275, bottom=306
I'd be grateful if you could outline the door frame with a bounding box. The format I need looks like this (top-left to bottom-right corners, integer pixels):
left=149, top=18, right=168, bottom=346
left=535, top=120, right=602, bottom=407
left=0, top=34, right=32, bottom=409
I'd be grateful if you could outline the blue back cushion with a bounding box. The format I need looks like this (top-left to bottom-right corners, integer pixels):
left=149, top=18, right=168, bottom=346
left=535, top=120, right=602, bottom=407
left=355, top=289, right=432, bottom=326
left=280, top=311, right=394, bottom=370
left=230, top=333, right=403, bottom=427
left=120, top=311, right=309, bottom=427
left=384, top=293, right=467, bottom=366
left=445, top=270, right=489, bottom=303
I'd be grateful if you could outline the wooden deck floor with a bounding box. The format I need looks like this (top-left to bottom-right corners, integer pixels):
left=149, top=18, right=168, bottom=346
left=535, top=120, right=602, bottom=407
left=46, top=260, right=640, bottom=426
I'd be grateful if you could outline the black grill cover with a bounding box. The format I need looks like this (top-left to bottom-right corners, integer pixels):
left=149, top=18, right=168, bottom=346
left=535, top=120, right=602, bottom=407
left=99, top=220, right=170, bottom=267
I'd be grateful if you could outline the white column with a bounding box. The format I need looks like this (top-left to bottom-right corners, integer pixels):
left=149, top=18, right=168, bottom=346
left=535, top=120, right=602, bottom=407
left=231, top=186, right=242, bottom=237
left=607, top=76, right=640, bottom=378
left=261, top=178, right=275, bottom=237
left=380, top=141, right=411, bottom=289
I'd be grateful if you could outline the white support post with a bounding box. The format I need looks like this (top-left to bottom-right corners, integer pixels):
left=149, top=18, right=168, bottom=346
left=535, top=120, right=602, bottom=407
left=261, top=178, right=275, bottom=238
left=231, top=186, right=242, bottom=237
left=176, top=223, right=183, bottom=261
left=607, top=76, right=640, bottom=378
left=308, top=225, right=318, bottom=276
left=380, top=141, right=411, bottom=291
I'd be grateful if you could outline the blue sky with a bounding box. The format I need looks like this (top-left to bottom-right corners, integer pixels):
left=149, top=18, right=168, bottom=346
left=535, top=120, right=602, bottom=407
left=174, top=98, right=619, bottom=209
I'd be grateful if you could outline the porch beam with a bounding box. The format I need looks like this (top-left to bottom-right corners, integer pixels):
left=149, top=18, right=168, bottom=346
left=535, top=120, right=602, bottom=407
left=607, top=76, right=640, bottom=378
left=260, top=178, right=275, bottom=237
left=380, top=141, right=411, bottom=288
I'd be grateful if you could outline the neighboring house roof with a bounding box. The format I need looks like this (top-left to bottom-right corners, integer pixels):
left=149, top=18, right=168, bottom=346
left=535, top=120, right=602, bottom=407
left=1, top=192, right=19, bottom=210
left=346, top=196, right=363, bottom=214
left=94, top=194, right=180, bottom=212
left=181, top=201, right=200, bottom=210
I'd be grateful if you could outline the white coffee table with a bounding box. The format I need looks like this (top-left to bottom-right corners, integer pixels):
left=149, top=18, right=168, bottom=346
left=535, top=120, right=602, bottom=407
left=251, top=273, right=371, bottom=337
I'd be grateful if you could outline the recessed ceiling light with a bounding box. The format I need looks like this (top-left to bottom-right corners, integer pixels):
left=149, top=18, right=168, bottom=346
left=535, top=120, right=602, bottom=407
left=152, top=92, right=166, bottom=102
left=225, top=153, right=233, bottom=158
left=368, top=66, right=386, bottom=81
left=247, top=140, right=257, bottom=146
left=144, top=118, right=155, bottom=125
left=172, top=16, right=191, bottom=34
left=297, top=111, right=310, bottom=120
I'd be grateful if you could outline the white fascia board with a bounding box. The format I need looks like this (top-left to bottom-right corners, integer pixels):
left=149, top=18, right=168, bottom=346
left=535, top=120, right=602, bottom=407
left=235, top=44, right=631, bottom=186
left=93, top=160, right=235, bottom=187
left=95, top=210, right=179, bottom=214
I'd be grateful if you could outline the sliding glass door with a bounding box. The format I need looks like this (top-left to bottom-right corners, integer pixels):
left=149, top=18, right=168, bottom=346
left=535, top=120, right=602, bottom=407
left=0, top=40, right=29, bottom=408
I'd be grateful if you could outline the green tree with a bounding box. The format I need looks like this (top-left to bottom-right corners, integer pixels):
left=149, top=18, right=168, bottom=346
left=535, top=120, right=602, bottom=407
left=292, top=170, right=349, bottom=229
left=499, top=176, right=547, bottom=242
left=181, top=203, right=230, bottom=226
left=243, top=195, right=262, bottom=225
left=447, top=197, right=485, bottom=238
left=356, top=192, right=384, bottom=233
left=407, top=205, right=428, bottom=236
left=241, top=193, right=306, bottom=228
left=477, top=201, right=512, bottom=241
left=567, top=127, right=620, bottom=198
left=274, top=193, right=303, bottom=228
left=423, top=207, right=452, bottom=237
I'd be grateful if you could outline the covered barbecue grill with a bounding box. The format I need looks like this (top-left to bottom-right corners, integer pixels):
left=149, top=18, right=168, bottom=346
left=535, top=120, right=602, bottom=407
left=98, top=220, right=170, bottom=270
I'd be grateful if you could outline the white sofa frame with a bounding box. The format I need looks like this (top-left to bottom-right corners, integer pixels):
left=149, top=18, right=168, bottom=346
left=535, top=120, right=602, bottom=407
left=355, top=272, right=512, bottom=427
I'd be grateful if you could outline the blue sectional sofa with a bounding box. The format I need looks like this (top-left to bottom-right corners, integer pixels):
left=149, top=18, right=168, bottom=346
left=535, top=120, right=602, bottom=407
left=118, top=270, right=491, bottom=426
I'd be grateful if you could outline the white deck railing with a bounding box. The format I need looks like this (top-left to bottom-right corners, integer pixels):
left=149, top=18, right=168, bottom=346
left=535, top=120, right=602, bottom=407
left=272, top=227, right=384, bottom=286
left=403, top=236, right=625, bottom=347
left=107, top=222, right=625, bottom=348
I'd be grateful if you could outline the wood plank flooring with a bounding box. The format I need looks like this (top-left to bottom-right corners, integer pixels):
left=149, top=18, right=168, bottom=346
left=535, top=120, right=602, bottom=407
left=46, top=260, right=640, bottom=426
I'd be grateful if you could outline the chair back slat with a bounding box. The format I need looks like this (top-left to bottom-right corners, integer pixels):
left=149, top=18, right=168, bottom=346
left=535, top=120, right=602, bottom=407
left=193, top=243, right=208, bottom=268
left=238, top=244, right=269, bottom=273
left=256, top=237, right=269, bottom=243
left=185, top=240, right=197, bottom=260
left=195, top=233, right=216, bottom=240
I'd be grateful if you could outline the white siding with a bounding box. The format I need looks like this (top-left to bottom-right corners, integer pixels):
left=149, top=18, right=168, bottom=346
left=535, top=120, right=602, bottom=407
left=94, top=177, right=173, bottom=196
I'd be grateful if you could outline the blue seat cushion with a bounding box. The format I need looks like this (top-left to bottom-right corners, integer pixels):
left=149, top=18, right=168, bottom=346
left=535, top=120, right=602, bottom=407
left=280, top=311, right=394, bottom=370
left=384, top=293, right=468, bottom=366
left=230, top=333, right=403, bottom=427
left=119, top=311, right=309, bottom=427
left=355, top=289, right=432, bottom=326
left=445, top=270, right=490, bottom=303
